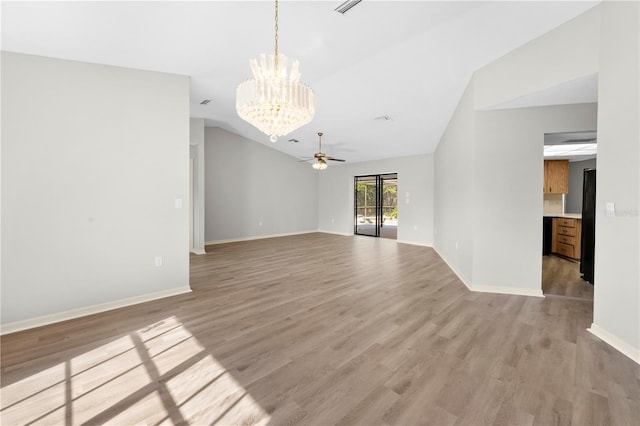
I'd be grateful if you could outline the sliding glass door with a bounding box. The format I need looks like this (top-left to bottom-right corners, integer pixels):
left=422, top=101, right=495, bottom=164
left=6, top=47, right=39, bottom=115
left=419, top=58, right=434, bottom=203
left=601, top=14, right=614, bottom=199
left=354, top=173, right=398, bottom=239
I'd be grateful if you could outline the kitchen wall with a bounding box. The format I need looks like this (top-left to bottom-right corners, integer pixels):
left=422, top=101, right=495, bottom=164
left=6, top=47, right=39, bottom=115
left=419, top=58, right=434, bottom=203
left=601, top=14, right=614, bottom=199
left=543, top=194, right=564, bottom=216
left=204, top=127, right=319, bottom=243
left=318, top=154, right=434, bottom=246
left=566, top=158, right=597, bottom=213
left=1, top=52, right=191, bottom=330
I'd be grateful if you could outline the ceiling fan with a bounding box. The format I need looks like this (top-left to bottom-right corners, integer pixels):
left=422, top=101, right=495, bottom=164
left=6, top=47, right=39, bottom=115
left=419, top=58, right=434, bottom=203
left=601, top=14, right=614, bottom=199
left=299, top=132, right=346, bottom=170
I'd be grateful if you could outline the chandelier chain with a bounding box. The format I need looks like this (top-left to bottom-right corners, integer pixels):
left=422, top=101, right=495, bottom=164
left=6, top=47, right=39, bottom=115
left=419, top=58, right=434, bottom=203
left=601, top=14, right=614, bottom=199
left=274, top=0, right=279, bottom=71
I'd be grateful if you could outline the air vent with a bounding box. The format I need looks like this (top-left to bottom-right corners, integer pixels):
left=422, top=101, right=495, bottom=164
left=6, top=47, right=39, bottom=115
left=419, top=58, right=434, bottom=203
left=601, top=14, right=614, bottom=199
left=200, top=99, right=211, bottom=105
left=335, top=0, right=362, bottom=14
left=288, top=138, right=299, bottom=143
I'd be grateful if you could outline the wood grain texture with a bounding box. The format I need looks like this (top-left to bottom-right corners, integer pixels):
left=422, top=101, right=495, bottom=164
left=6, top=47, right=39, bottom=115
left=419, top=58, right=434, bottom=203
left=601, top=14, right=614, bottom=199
left=542, top=255, right=594, bottom=300
left=1, top=233, right=637, bottom=425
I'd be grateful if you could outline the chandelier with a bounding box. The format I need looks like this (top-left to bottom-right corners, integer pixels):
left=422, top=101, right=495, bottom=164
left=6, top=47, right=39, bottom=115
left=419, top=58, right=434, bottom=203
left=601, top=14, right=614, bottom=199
left=236, top=0, right=315, bottom=142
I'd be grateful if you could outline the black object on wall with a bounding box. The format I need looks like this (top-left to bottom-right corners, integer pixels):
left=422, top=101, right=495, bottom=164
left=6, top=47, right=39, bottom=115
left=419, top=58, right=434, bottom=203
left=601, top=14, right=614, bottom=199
left=543, top=217, right=553, bottom=255
left=580, top=168, right=596, bottom=284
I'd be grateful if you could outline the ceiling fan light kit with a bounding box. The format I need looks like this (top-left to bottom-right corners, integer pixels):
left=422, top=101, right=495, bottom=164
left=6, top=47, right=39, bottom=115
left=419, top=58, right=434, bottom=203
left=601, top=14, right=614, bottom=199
left=236, top=0, right=315, bottom=143
left=312, top=159, right=328, bottom=170
left=306, top=132, right=346, bottom=170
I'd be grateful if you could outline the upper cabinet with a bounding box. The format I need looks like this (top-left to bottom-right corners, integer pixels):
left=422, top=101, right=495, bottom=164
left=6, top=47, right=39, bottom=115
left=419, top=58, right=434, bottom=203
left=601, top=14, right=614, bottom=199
left=544, top=160, right=569, bottom=194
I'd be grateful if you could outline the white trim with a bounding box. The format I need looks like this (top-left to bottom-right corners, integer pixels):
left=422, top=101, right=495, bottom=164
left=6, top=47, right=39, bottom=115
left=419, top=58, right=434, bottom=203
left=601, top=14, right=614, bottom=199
left=432, top=246, right=473, bottom=290
left=397, top=240, right=433, bottom=248
left=190, top=249, right=206, bottom=255
left=472, top=284, right=544, bottom=298
left=432, top=246, right=543, bottom=297
left=588, top=323, right=640, bottom=364
left=205, top=230, right=317, bottom=245
left=0, top=286, right=192, bottom=336
left=317, top=230, right=353, bottom=237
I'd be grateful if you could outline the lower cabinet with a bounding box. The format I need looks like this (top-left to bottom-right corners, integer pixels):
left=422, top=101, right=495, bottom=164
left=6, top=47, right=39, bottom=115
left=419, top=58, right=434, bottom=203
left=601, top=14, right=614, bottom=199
left=551, top=218, right=582, bottom=260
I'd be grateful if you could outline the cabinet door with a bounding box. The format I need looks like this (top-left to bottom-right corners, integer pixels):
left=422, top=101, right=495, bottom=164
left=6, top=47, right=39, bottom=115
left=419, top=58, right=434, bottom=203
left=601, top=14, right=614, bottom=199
left=544, top=160, right=569, bottom=194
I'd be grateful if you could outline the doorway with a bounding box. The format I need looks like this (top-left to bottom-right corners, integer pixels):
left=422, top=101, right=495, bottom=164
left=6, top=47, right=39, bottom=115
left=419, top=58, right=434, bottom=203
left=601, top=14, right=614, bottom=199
left=354, top=173, right=398, bottom=239
left=541, top=131, right=596, bottom=300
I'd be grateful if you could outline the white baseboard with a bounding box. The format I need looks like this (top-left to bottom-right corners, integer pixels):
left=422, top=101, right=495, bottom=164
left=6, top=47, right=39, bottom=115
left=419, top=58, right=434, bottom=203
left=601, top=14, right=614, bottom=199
left=472, top=284, right=544, bottom=298
left=432, top=246, right=473, bottom=291
left=190, top=249, right=206, bottom=255
left=0, top=286, right=192, bottom=336
left=432, top=246, right=543, bottom=297
left=205, top=230, right=317, bottom=245
left=397, top=240, right=433, bottom=248
left=588, top=323, right=640, bottom=364
left=317, top=230, right=353, bottom=237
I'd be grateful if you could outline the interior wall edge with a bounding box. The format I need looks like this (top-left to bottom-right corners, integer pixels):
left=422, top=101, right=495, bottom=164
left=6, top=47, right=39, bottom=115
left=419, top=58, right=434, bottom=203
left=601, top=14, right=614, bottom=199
left=588, top=323, right=640, bottom=365
left=0, top=286, right=192, bottom=336
left=432, top=246, right=473, bottom=291
left=205, top=230, right=319, bottom=246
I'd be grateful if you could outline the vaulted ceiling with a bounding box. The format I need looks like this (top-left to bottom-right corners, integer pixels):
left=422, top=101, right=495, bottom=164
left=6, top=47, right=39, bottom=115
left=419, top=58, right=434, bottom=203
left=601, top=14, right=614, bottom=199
left=2, top=1, right=599, bottom=162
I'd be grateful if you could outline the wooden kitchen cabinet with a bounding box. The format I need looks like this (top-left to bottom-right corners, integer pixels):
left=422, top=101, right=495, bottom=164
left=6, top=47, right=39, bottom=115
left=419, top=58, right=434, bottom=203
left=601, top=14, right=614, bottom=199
left=551, top=217, right=582, bottom=260
left=544, top=160, right=569, bottom=194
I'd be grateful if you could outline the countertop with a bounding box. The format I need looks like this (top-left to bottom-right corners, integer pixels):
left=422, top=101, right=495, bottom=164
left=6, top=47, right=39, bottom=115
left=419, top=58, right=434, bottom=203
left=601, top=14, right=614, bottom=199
left=543, top=213, right=582, bottom=219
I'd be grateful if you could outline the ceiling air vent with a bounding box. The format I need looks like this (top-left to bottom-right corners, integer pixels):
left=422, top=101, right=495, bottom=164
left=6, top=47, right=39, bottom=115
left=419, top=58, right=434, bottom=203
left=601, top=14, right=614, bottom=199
left=200, top=99, right=211, bottom=105
left=335, top=0, right=362, bottom=14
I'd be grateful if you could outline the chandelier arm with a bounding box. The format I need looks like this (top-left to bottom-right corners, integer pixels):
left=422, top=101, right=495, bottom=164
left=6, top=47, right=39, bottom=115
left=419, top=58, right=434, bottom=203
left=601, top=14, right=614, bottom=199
left=274, top=0, right=279, bottom=72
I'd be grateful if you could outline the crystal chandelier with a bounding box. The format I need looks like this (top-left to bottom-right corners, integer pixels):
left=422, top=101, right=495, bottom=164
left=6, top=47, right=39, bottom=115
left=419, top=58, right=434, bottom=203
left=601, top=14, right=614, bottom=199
left=236, top=0, right=315, bottom=143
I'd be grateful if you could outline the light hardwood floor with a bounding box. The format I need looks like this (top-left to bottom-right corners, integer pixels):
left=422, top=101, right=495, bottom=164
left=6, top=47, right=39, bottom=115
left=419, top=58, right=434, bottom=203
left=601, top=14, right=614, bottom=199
left=542, top=255, right=594, bottom=300
left=1, top=233, right=638, bottom=425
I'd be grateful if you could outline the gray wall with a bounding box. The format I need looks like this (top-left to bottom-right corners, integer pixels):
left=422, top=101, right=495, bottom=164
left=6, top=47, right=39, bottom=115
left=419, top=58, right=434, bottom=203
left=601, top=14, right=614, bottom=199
left=566, top=158, right=597, bottom=214
left=472, top=104, right=597, bottom=293
left=318, top=154, right=434, bottom=246
left=435, top=1, right=640, bottom=358
left=204, top=127, right=319, bottom=242
left=190, top=118, right=206, bottom=254
left=435, top=4, right=600, bottom=296
left=592, top=0, right=639, bottom=355
left=434, top=81, right=476, bottom=284
left=1, top=52, right=190, bottom=326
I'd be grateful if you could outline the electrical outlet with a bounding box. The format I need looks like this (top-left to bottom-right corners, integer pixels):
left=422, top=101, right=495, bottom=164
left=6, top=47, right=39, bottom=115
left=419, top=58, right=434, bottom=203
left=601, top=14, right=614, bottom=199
left=258, top=220, right=263, bottom=227
left=154, top=256, right=163, bottom=267
left=606, top=202, right=615, bottom=217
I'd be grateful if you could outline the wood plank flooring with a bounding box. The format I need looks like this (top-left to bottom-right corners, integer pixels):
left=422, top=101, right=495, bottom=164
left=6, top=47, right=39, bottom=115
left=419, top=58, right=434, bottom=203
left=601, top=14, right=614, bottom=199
left=1, top=233, right=638, bottom=425
left=542, top=255, right=594, bottom=300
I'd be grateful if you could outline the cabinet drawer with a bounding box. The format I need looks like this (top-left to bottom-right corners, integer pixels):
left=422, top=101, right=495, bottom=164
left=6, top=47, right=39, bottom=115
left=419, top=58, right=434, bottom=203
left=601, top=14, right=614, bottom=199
left=556, top=226, right=576, bottom=237
left=557, top=218, right=576, bottom=228
left=556, top=242, right=575, bottom=258
left=557, top=235, right=576, bottom=246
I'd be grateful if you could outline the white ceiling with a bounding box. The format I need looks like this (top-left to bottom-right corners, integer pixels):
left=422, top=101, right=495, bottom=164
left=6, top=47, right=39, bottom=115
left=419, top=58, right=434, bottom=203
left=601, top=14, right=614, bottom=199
left=1, top=1, right=600, bottom=163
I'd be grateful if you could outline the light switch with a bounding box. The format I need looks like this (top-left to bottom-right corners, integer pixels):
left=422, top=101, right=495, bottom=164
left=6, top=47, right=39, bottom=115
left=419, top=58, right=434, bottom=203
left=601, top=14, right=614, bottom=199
left=175, top=198, right=183, bottom=209
left=154, top=256, right=163, bottom=267
left=606, top=202, right=615, bottom=217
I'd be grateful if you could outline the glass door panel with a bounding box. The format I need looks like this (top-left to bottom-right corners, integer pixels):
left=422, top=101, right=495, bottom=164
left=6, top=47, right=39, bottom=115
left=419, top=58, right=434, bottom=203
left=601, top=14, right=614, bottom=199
left=354, top=173, right=397, bottom=239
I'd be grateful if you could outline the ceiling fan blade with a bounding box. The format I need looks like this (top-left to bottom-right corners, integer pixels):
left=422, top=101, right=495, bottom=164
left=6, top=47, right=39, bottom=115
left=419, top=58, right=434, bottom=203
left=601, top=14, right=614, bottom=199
left=326, top=157, right=346, bottom=162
